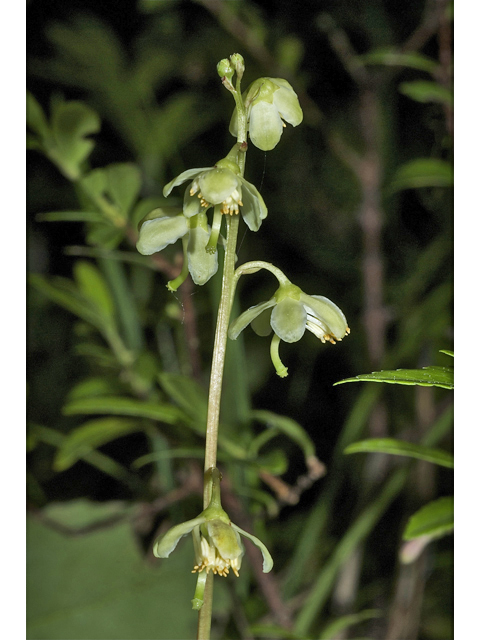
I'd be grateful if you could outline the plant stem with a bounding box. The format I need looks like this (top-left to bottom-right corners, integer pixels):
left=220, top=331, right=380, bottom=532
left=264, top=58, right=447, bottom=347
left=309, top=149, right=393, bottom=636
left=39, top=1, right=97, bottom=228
left=198, top=65, right=247, bottom=640
left=197, top=572, right=214, bottom=640
left=203, top=214, right=240, bottom=501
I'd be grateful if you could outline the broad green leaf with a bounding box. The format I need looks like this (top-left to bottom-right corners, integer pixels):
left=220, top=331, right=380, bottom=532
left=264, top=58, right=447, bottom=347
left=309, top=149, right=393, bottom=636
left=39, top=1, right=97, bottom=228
left=157, top=372, right=208, bottom=423
left=389, top=158, right=453, bottom=192
left=36, top=210, right=106, bottom=223
left=54, top=417, right=144, bottom=471
left=27, top=500, right=199, bottom=640
left=361, top=49, right=439, bottom=73
left=335, top=365, right=453, bottom=389
left=399, top=80, right=453, bottom=106
left=50, top=100, right=101, bottom=180
left=251, top=409, right=316, bottom=459
left=79, top=167, right=108, bottom=200
left=74, top=260, right=115, bottom=319
left=105, top=163, right=142, bottom=214
left=344, top=438, right=453, bottom=468
left=403, top=496, right=454, bottom=540
left=62, top=395, right=185, bottom=424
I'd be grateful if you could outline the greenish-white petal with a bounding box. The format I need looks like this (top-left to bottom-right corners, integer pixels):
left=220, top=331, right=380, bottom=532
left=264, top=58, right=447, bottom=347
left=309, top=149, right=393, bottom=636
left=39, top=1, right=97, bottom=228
left=251, top=307, right=273, bottom=336
left=271, top=297, right=307, bottom=343
left=300, top=293, right=348, bottom=340
left=229, top=106, right=239, bottom=138
left=206, top=520, right=244, bottom=562
left=183, top=188, right=205, bottom=218
left=163, top=168, right=210, bottom=197
left=153, top=515, right=207, bottom=558
left=187, top=226, right=218, bottom=285
left=239, top=178, right=268, bottom=231
left=249, top=101, right=284, bottom=151
left=228, top=299, right=276, bottom=340
left=136, top=215, right=188, bottom=255
left=230, top=523, right=274, bottom=573
left=272, top=84, right=303, bottom=127
left=198, top=168, right=240, bottom=204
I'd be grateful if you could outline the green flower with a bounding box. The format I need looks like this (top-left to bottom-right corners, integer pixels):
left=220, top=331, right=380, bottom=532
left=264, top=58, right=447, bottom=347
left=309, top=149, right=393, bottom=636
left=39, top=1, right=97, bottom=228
left=228, top=282, right=350, bottom=377
left=153, top=468, right=273, bottom=580
left=136, top=207, right=218, bottom=289
left=163, top=158, right=267, bottom=233
left=230, top=78, right=303, bottom=151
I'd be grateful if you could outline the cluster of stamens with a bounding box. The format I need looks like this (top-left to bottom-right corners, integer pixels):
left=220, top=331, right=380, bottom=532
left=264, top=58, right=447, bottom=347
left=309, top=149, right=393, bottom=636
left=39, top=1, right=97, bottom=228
left=220, top=192, right=243, bottom=215
left=192, top=532, right=241, bottom=578
left=306, top=316, right=351, bottom=344
left=192, top=558, right=240, bottom=578
left=189, top=183, right=243, bottom=216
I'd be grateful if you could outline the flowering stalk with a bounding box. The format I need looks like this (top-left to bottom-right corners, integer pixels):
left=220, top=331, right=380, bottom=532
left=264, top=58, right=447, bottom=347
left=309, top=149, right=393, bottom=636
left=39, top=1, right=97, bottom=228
left=198, top=57, right=248, bottom=640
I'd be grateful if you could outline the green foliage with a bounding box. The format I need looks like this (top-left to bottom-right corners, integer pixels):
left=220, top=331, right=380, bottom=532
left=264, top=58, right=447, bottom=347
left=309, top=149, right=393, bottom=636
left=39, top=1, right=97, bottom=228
left=27, top=1, right=453, bottom=638
left=344, top=438, right=454, bottom=469
left=335, top=364, right=454, bottom=389
left=27, top=92, right=101, bottom=180
left=403, top=497, right=454, bottom=541
left=26, top=501, right=199, bottom=640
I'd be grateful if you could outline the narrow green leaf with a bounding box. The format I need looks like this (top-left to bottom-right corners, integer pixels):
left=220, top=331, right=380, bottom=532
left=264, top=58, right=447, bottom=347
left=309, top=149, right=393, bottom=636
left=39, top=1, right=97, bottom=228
left=389, top=158, right=453, bottom=192
left=294, top=469, right=408, bottom=636
left=54, top=417, right=143, bottom=471
left=403, top=496, right=453, bottom=540
left=158, top=372, right=208, bottom=423
left=26, top=91, right=50, bottom=138
left=399, top=80, right=453, bottom=105
left=247, top=624, right=307, bottom=639
left=251, top=409, right=316, bottom=459
left=335, top=366, right=453, bottom=389
left=29, top=273, right=108, bottom=332
left=36, top=210, right=106, bottom=223
left=319, top=609, right=382, bottom=640
left=132, top=448, right=208, bottom=469
left=66, top=377, right=121, bottom=401
left=62, top=395, right=185, bottom=424
left=439, top=349, right=454, bottom=358
left=361, top=49, right=439, bottom=73
left=344, top=438, right=454, bottom=468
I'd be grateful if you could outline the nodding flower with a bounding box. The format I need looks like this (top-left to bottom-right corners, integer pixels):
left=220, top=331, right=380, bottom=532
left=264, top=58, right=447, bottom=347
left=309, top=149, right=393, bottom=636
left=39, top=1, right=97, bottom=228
left=228, top=281, right=350, bottom=378
left=153, top=468, right=273, bottom=580
left=162, top=158, right=267, bottom=254
left=230, top=77, right=303, bottom=151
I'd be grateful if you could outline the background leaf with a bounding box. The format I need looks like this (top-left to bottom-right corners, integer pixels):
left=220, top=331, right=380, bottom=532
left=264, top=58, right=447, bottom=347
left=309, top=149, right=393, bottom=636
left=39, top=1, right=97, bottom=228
left=335, top=366, right=453, bottom=389
left=344, top=438, right=454, bottom=468
left=403, top=497, right=454, bottom=541
left=27, top=501, right=199, bottom=640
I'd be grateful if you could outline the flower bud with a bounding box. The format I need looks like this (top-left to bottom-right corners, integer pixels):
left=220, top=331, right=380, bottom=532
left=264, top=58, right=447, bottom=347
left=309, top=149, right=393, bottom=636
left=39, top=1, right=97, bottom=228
left=217, top=58, right=234, bottom=82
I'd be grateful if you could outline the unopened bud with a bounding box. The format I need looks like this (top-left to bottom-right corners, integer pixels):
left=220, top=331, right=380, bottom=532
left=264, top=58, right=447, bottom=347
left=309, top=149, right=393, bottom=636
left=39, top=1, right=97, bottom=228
left=217, top=58, right=234, bottom=82
left=230, top=53, right=245, bottom=80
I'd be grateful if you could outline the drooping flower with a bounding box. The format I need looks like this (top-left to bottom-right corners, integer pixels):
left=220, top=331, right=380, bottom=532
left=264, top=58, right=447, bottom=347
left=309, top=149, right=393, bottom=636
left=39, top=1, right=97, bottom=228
left=136, top=206, right=218, bottom=289
left=162, top=158, right=267, bottom=242
left=228, top=281, right=350, bottom=377
left=153, top=468, right=273, bottom=583
left=230, top=77, right=303, bottom=151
